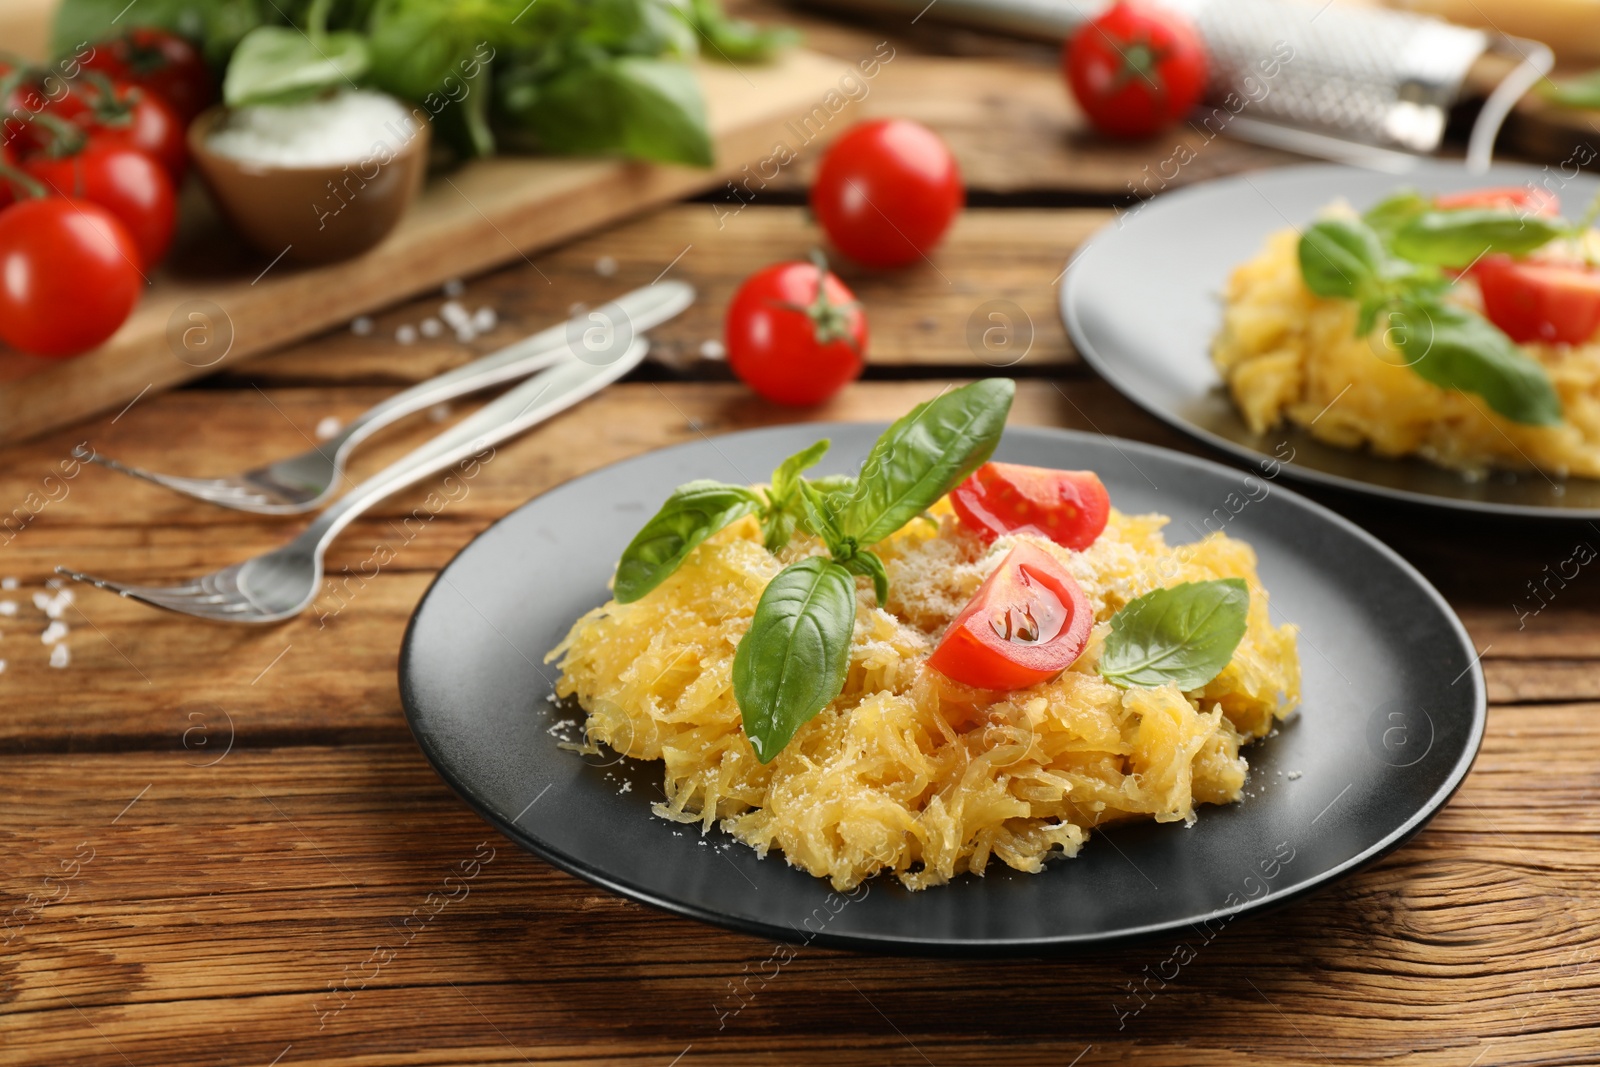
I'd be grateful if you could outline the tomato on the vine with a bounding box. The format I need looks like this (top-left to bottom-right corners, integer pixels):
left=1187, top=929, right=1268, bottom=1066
left=927, top=541, right=1093, bottom=691
left=30, top=77, right=187, bottom=181
left=0, top=198, right=142, bottom=358
left=1064, top=1, right=1208, bottom=139
left=23, top=143, right=176, bottom=269
left=809, top=119, right=963, bottom=269
left=725, top=256, right=867, bottom=406
left=81, top=29, right=214, bottom=124
left=1472, top=255, right=1600, bottom=346
left=950, top=463, right=1111, bottom=551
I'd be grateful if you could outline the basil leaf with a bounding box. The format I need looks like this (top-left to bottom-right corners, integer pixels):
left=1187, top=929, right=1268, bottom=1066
left=795, top=479, right=852, bottom=555
left=841, top=549, right=888, bottom=606
left=613, top=480, right=763, bottom=602
left=508, top=55, right=713, bottom=167
left=223, top=24, right=371, bottom=107
left=837, top=378, right=1014, bottom=546
left=733, top=557, right=857, bottom=763
left=1298, top=219, right=1384, bottom=300
left=1388, top=299, right=1563, bottom=426
left=762, top=510, right=796, bottom=555
left=1099, top=579, right=1250, bottom=691
left=1390, top=209, right=1567, bottom=267
left=759, top=440, right=828, bottom=553
left=1538, top=70, right=1600, bottom=110
left=770, top=440, right=829, bottom=504
left=1361, top=189, right=1429, bottom=241
left=810, top=473, right=857, bottom=495
left=680, top=0, right=799, bottom=62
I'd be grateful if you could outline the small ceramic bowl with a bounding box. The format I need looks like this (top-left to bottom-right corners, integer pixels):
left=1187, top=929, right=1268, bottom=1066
left=188, top=103, right=430, bottom=266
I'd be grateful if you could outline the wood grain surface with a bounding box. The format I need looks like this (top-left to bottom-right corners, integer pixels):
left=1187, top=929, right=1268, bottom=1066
left=5, top=1, right=1600, bottom=1064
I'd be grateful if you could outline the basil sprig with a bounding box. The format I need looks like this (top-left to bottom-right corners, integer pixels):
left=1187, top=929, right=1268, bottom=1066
left=610, top=379, right=1016, bottom=763
left=1098, top=579, right=1250, bottom=691
left=1295, top=203, right=1564, bottom=426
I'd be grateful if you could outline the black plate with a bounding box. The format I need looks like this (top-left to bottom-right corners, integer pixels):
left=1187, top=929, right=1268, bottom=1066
left=399, top=424, right=1486, bottom=954
left=1062, top=161, right=1600, bottom=518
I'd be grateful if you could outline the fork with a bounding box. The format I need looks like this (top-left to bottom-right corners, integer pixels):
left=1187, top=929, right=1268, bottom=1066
left=82, top=281, right=694, bottom=515
left=57, top=339, right=649, bottom=623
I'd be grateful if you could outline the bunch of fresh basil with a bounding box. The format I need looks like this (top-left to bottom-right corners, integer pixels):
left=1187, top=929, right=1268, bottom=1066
left=52, top=0, right=795, bottom=165
left=1296, top=192, right=1567, bottom=426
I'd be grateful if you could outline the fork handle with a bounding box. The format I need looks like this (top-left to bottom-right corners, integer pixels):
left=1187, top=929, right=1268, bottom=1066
left=294, top=339, right=650, bottom=554
left=328, top=281, right=695, bottom=457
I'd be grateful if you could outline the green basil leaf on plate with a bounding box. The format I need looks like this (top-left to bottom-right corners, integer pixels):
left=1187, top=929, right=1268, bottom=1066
left=1099, top=578, right=1251, bottom=691
left=1389, top=299, right=1563, bottom=426
left=837, top=378, right=1014, bottom=546
left=223, top=25, right=371, bottom=108
left=769, top=439, right=829, bottom=508
left=613, top=480, right=763, bottom=603
left=733, top=556, right=858, bottom=763
left=1389, top=209, right=1567, bottom=267
left=841, top=549, right=889, bottom=606
left=1361, top=189, right=1430, bottom=241
left=1297, top=218, right=1384, bottom=300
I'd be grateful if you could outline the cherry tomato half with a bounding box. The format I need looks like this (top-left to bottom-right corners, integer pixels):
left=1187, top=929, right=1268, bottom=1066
left=810, top=119, right=963, bottom=269
left=1064, top=1, right=1208, bottom=140
left=82, top=29, right=215, bottom=125
left=0, top=198, right=142, bottom=358
left=23, top=143, right=176, bottom=269
left=725, top=258, right=867, bottom=406
left=928, top=541, right=1093, bottom=691
left=951, top=463, right=1111, bottom=551
left=1472, top=254, right=1600, bottom=346
left=1435, top=186, right=1558, bottom=217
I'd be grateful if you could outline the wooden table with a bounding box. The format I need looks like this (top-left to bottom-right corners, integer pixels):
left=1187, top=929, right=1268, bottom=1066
left=5, top=6, right=1599, bottom=1065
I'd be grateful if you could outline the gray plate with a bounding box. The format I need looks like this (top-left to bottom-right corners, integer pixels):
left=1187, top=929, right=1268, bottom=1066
left=399, top=424, right=1486, bottom=955
left=1061, top=161, right=1600, bottom=518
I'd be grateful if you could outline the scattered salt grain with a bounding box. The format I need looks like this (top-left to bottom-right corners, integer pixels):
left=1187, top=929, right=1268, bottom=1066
left=1, top=577, right=16, bottom=590
left=206, top=89, right=418, bottom=167
left=350, top=316, right=373, bottom=336
left=0, top=660, right=7, bottom=674
left=315, top=417, right=342, bottom=440
left=49, top=643, right=69, bottom=668
left=472, top=307, right=497, bottom=332
left=1287, top=770, right=1302, bottom=780
left=395, top=324, right=417, bottom=344
left=0, top=600, right=14, bottom=617
left=440, top=301, right=470, bottom=329
left=40, top=620, right=67, bottom=644
left=428, top=403, right=452, bottom=422
left=699, top=339, right=726, bottom=361
left=443, top=278, right=466, bottom=298
left=419, top=317, right=443, bottom=338
left=454, top=327, right=477, bottom=344
left=33, top=589, right=72, bottom=620
left=619, top=781, right=632, bottom=794
left=595, top=255, right=618, bottom=277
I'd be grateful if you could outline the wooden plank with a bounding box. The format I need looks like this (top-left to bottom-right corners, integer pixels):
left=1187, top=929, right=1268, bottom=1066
left=0, top=49, right=857, bottom=447
left=223, top=206, right=1104, bottom=385
left=2, top=703, right=1599, bottom=1065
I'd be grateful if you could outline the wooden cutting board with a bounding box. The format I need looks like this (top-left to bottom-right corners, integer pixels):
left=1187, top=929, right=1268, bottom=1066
left=0, top=42, right=853, bottom=445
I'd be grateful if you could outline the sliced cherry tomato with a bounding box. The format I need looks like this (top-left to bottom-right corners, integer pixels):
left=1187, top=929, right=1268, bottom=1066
left=1472, top=254, right=1600, bottom=346
left=725, top=256, right=867, bottom=406
left=1435, top=186, right=1558, bottom=217
left=23, top=143, right=175, bottom=269
left=928, top=541, right=1093, bottom=691
left=1064, top=1, right=1208, bottom=140
left=82, top=29, right=214, bottom=124
left=0, top=197, right=141, bottom=358
left=809, top=119, right=963, bottom=269
left=950, top=462, right=1110, bottom=551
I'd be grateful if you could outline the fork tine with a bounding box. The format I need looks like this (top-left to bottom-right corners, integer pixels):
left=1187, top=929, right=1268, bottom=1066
left=55, top=567, right=234, bottom=615
left=85, top=452, right=290, bottom=509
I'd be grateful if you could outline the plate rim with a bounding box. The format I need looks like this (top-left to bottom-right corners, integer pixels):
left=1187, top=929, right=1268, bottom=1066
left=399, top=421, right=1489, bottom=955
left=1060, top=160, right=1600, bottom=520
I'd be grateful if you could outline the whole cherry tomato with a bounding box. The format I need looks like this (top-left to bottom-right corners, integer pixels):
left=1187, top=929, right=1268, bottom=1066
left=927, top=541, right=1093, bottom=691
left=725, top=256, right=867, bottom=406
left=23, top=143, right=176, bottom=269
left=809, top=119, right=963, bottom=269
left=1472, top=255, right=1600, bottom=346
left=82, top=29, right=214, bottom=124
left=1064, top=1, right=1208, bottom=139
left=951, top=463, right=1111, bottom=551
left=1435, top=186, right=1559, bottom=217
left=0, top=198, right=142, bottom=358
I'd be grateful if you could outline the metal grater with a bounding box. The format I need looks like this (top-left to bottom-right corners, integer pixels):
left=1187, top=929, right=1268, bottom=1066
left=788, top=0, right=1552, bottom=171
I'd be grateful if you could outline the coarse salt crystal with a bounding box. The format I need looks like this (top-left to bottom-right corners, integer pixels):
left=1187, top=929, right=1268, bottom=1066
left=351, top=316, right=373, bottom=336
left=0, top=577, right=16, bottom=589
left=40, top=620, right=67, bottom=644
left=440, top=301, right=470, bottom=329
left=33, top=589, right=72, bottom=619
left=316, top=417, right=342, bottom=440
left=699, top=339, right=726, bottom=360
left=49, top=643, right=69, bottom=668
left=472, top=307, right=497, bottom=332
left=396, top=324, right=417, bottom=344
left=0, top=600, right=14, bottom=616
left=420, top=317, right=443, bottom=338
left=595, top=256, right=618, bottom=277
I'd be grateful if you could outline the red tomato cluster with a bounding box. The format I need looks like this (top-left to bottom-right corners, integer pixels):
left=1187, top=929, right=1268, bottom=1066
left=0, top=30, right=212, bottom=359
left=726, top=118, right=963, bottom=406
left=928, top=463, right=1109, bottom=691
